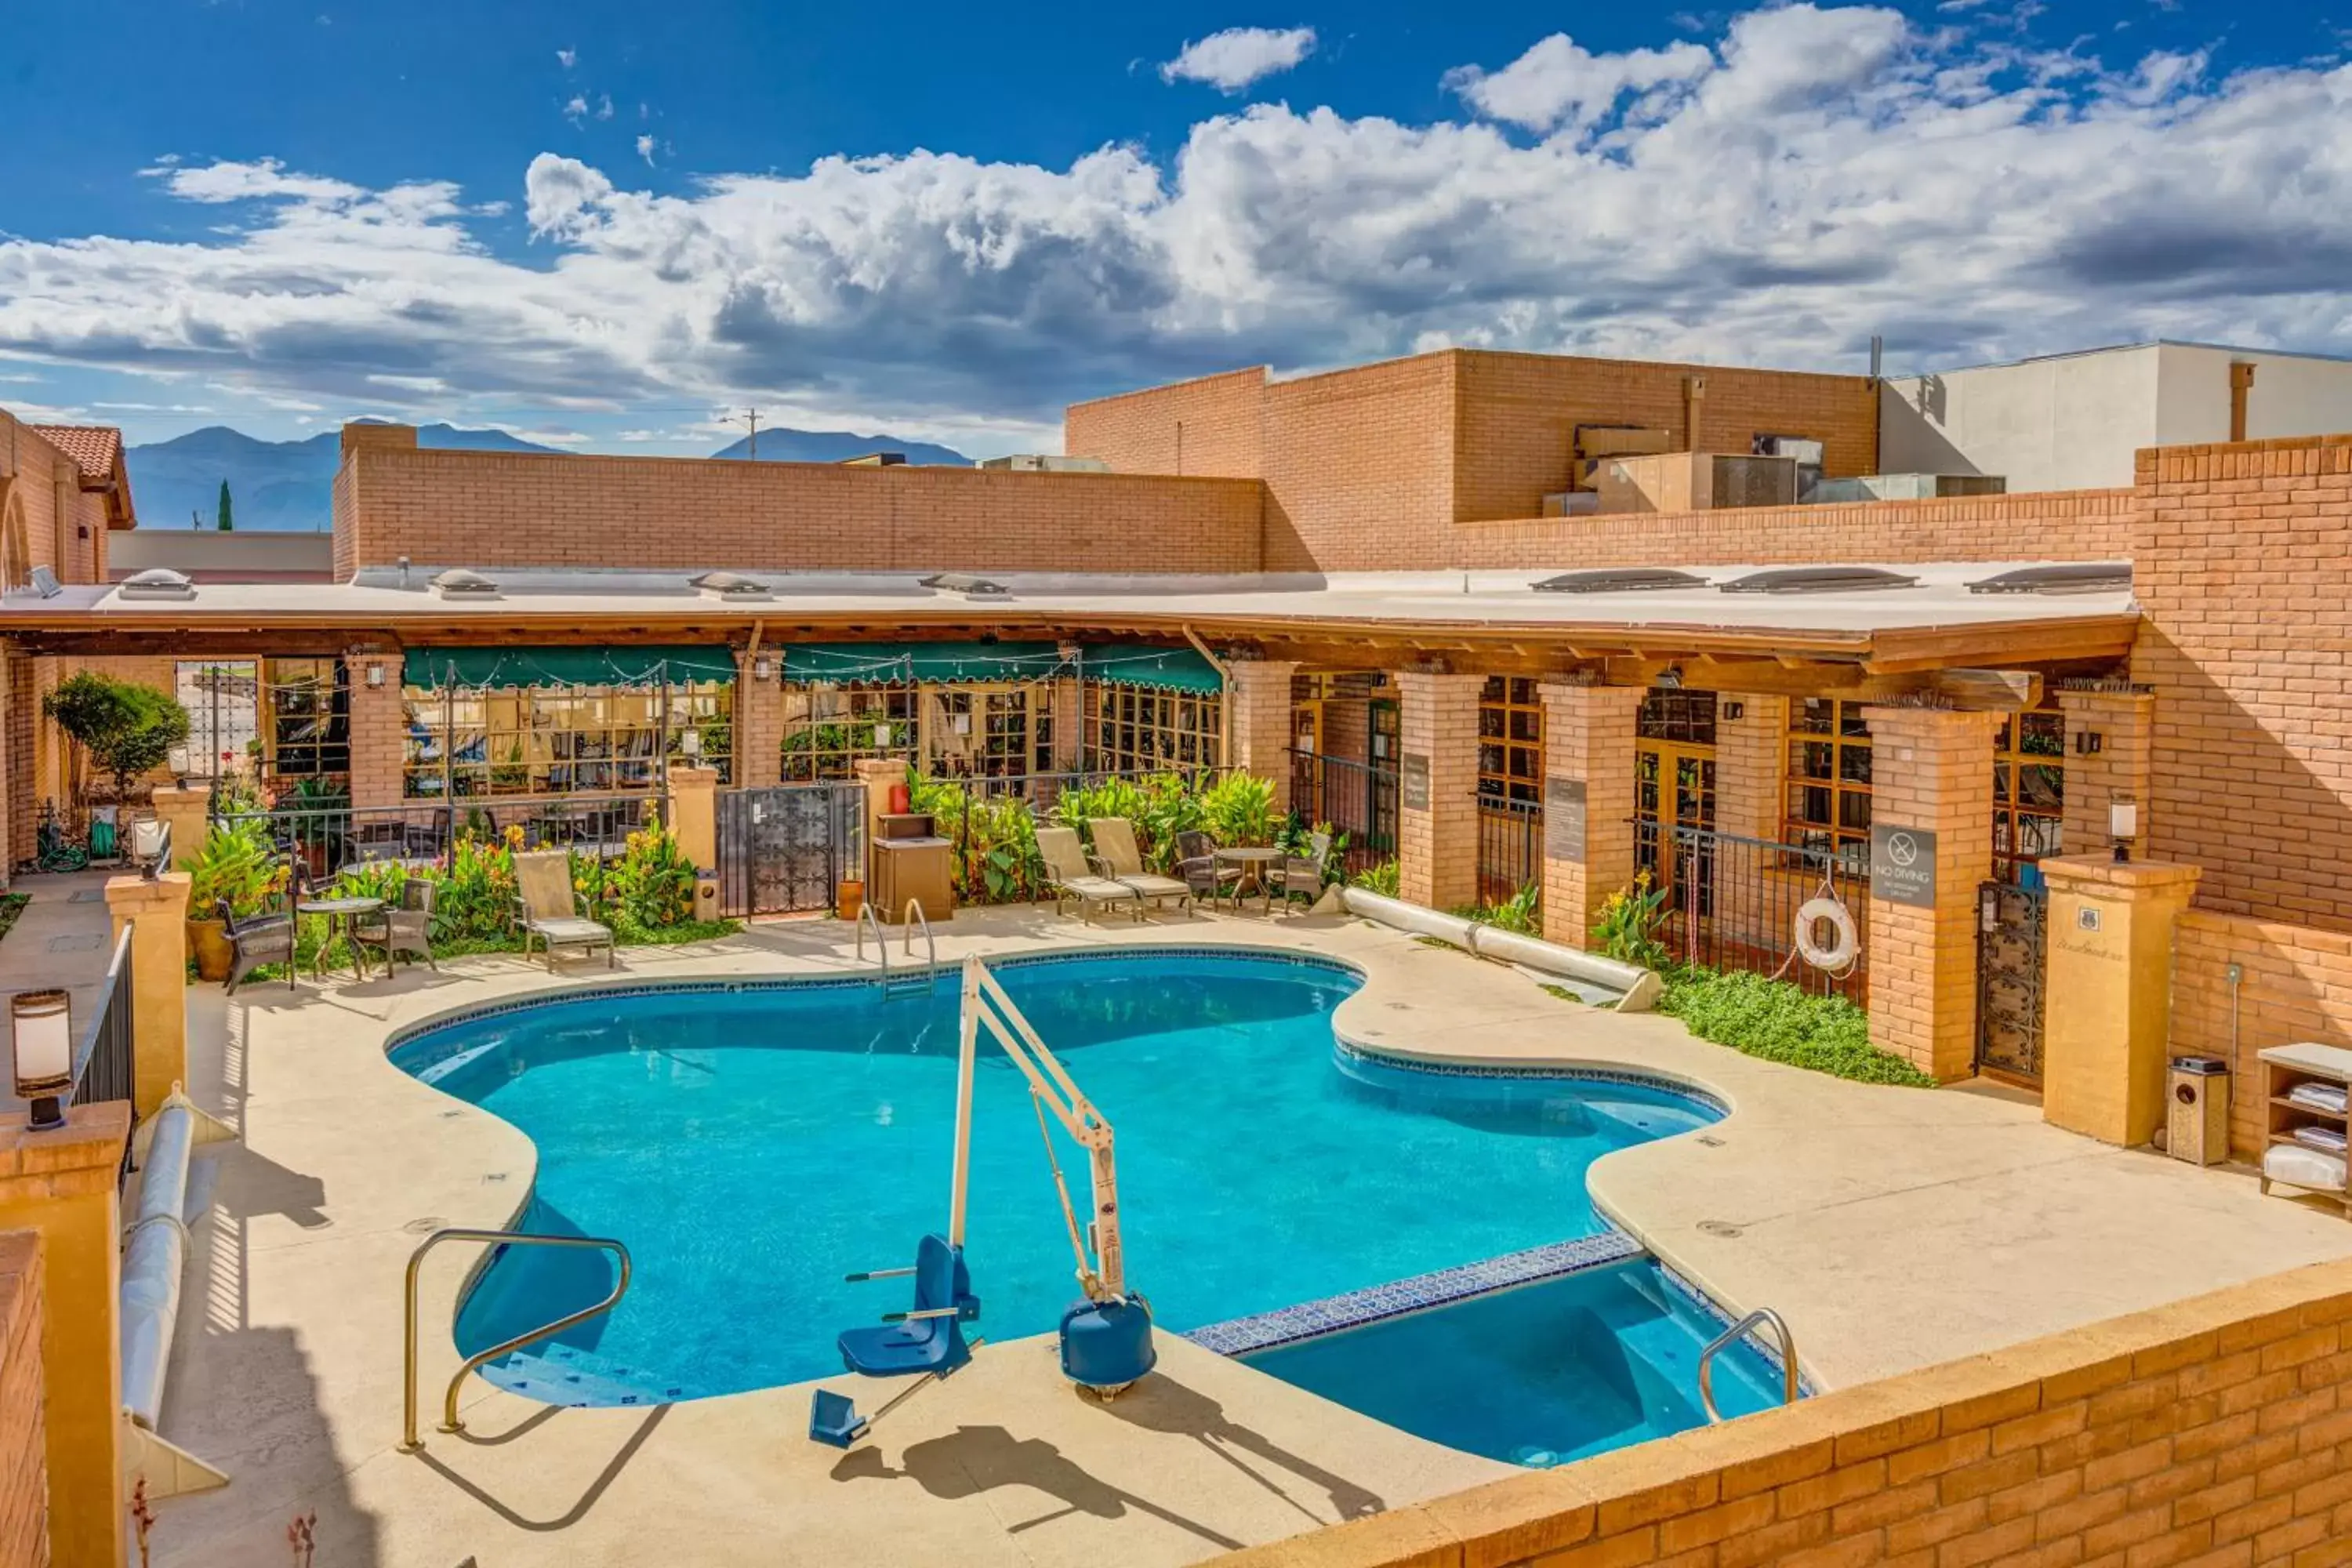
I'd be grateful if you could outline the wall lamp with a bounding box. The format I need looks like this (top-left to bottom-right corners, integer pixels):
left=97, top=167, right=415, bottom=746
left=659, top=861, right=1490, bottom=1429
left=2109, top=793, right=2139, bottom=864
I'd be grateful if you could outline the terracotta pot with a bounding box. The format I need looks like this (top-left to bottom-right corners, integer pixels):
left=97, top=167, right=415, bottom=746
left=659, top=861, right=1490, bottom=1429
left=838, top=880, right=864, bottom=922
left=187, top=918, right=233, bottom=983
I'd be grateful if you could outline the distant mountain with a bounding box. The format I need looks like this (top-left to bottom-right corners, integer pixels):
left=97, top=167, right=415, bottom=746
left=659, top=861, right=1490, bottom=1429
left=708, top=429, right=970, bottom=466
left=125, top=420, right=972, bottom=532
left=124, top=423, right=562, bottom=533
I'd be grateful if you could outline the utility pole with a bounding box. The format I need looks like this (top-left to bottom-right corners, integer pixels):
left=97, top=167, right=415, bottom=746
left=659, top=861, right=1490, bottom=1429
left=741, top=408, right=760, bottom=461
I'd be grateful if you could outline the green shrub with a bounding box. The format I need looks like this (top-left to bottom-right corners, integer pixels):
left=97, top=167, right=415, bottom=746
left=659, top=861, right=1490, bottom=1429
left=1659, top=969, right=1934, bottom=1087
left=613, top=808, right=696, bottom=928
left=185, top=820, right=285, bottom=919
left=1450, top=882, right=1542, bottom=935
left=436, top=828, right=521, bottom=941
left=1200, top=772, right=1278, bottom=847
left=1591, top=873, right=1671, bottom=971
left=42, top=671, right=191, bottom=800
left=1352, top=858, right=1401, bottom=897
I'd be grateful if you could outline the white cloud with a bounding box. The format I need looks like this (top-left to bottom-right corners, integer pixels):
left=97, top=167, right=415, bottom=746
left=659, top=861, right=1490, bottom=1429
left=636, top=133, right=657, bottom=166
left=1160, top=26, right=1316, bottom=93
left=557, top=46, right=577, bottom=69
left=596, top=93, right=614, bottom=122
left=5, top=4, right=2352, bottom=442
left=562, top=94, right=589, bottom=125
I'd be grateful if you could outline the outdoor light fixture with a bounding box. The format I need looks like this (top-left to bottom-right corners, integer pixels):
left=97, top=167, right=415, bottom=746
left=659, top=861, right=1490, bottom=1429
left=2109, top=793, right=2140, bottom=864
left=681, top=729, right=703, bottom=760
left=873, top=724, right=891, bottom=749
left=2074, top=731, right=2103, bottom=756
left=1655, top=666, right=1684, bottom=690
left=129, top=818, right=169, bottom=882
left=753, top=655, right=776, bottom=682
left=366, top=663, right=387, bottom=688
left=10, top=990, right=73, bottom=1132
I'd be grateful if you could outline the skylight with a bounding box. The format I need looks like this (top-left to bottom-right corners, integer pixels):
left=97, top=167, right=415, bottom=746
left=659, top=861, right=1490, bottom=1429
left=1531, top=568, right=1708, bottom=593
left=1965, top=564, right=2132, bottom=596
left=1718, top=567, right=1920, bottom=595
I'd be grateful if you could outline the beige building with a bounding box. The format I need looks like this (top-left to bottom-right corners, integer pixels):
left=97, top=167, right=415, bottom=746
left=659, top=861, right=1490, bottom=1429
left=1880, top=339, right=2352, bottom=492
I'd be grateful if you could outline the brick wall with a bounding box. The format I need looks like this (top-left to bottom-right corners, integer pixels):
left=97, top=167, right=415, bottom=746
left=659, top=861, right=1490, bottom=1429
left=1065, top=365, right=1268, bottom=480
left=1538, top=682, right=1642, bottom=949
left=2133, top=436, right=2352, bottom=931
left=1396, top=673, right=1483, bottom=911
left=1259, top=353, right=1458, bottom=573
left=1226, top=661, right=1298, bottom=814
left=343, top=652, right=405, bottom=809
left=0, top=416, right=114, bottom=587
left=330, top=439, right=1265, bottom=575
left=0, top=1230, right=45, bottom=1568
left=2171, top=906, right=2352, bottom=1162
left=1207, top=1255, right=2352, bottom=1568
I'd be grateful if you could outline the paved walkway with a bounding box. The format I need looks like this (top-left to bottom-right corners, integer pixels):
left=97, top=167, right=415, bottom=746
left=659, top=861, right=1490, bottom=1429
left=143, top=907, right=2352, bottom=1567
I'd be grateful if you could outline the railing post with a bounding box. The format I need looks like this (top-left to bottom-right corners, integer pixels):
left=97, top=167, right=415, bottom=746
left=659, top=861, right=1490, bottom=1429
left=103, top=873, right=191, bottom=1120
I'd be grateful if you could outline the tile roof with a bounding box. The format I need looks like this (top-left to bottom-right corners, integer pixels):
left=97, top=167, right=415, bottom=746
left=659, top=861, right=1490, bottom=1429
left=27, top=424, right=125, bottom=482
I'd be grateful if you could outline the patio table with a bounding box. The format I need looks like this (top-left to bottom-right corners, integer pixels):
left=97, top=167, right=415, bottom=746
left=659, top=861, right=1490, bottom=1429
left=1212, top=846, right=1283, bottom=911
left=297, top=895, right=385, bottom=982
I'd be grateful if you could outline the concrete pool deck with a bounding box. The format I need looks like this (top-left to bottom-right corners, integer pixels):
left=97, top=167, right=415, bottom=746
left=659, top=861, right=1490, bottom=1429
left=145, top=906, right=2352, bottom=1566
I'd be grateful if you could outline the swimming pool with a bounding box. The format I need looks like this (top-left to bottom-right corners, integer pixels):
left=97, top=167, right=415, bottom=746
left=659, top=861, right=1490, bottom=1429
left=389, top=950, right=1722, bottom=1406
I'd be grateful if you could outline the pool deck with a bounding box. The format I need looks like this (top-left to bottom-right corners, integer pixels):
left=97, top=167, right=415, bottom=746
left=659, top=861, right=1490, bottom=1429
left=147, top=906, right=2352, bottom=1567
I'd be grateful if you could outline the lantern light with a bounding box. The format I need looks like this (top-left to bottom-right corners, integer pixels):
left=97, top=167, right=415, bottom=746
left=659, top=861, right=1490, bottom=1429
left=10, top=991, right=73, bottom=1132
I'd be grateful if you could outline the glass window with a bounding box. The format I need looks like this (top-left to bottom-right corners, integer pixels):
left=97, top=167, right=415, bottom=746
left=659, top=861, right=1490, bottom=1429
left=1784, top=698, right=1871, bottom=864
left=1478, top=676, right=1543, bottom=804
left=931, top=688, right=1040, bottom=779
left=403, top=680, right=733, bottom=798
left=782, top=684, right=917, bottom=782
left=1087, top=683, right=1224, bottom=775
left=1994, top=708, right=2066, bottom=879
left=172, top=660, right=259, bottom=779
left=1638, top=688, right=1718, bottom=746
left=262, top=658, right=350, bottom=786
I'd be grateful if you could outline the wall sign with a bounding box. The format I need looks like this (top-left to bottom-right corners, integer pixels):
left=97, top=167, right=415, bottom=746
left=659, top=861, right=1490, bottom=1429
left=1544, top=777, right=1587, bottom=863
left=1869, top=823, right=1938, bottom=908
left=1401, top=753, right=1430, bottom=811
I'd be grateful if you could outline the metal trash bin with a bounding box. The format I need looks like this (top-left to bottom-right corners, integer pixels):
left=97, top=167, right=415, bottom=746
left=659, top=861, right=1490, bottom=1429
left=2169, top=1055, right=2232, bottom=1167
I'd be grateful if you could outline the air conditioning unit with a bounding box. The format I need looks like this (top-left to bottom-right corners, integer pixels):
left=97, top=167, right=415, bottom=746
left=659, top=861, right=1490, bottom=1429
left=977, top=454, right=1111, bottom=474
left=1752, top=435, right=1825, bottom=498
left=1805, top=473, right=2009, bottom=503
left=1595, top=453, right=1798, bottom=515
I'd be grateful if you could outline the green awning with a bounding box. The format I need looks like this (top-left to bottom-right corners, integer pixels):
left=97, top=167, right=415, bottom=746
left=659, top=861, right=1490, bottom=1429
left=782, top=641, right=1067, bottom=684
left=1077, top=646, right=1224, bottom=694
left=404, top=645, right=736, bottom=691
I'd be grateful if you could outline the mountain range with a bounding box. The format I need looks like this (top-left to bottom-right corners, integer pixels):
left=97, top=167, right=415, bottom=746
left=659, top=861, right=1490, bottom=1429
left=125, top=423, right=972, bottom=532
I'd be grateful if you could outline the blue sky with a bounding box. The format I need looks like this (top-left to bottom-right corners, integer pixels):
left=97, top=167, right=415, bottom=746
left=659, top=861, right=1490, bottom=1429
left=0, top=0, right=2346, bottom=455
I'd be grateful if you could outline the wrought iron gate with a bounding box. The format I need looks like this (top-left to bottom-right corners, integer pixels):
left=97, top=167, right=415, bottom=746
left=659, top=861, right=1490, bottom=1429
left=715, top=785, right=862, bottom=917
left=1975, top=880, right=2048, bottom=1082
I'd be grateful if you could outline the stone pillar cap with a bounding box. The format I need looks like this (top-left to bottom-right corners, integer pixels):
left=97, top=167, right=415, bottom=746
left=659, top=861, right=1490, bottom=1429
left=2036, top=855, right=2203, bottom=893
left=103, top=870, right=192, bottom=910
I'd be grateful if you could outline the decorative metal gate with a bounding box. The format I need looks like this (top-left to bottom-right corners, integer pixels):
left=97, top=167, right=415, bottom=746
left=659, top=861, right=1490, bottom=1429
left=1975, top=880, right=2049, bottom=1082
left=716, top=785, right=863, bottom=917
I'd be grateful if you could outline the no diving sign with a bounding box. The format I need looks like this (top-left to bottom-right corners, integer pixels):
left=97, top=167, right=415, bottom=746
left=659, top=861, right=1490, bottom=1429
left=1870, top=824, right=1938, bottom=908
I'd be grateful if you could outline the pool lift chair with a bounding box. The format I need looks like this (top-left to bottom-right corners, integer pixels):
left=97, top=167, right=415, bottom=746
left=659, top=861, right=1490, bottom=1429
left=809, top=956, right=1156, bottom=1447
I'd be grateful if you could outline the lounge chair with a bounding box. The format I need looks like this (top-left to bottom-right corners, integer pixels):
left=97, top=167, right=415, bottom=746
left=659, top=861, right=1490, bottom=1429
left=1087, top=818, right=1193, bottom=917
left=1034, top=826, right=1141, bottom=924
left=220, top=897, right=296, bottom=995
left=1172, top=830, right=1242, bottom=910
left=355, top=878, right=437, bottom=974
left=512, top=849, right=615, bottom=969
left=1269, top=830, right=1334, bottom=913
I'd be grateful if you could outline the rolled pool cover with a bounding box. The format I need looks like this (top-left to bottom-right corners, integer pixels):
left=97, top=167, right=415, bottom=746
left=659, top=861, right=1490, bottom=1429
left=1340, top=887, right=1661, bottom=1011
left=120, top=1097, right=201, bottom=1432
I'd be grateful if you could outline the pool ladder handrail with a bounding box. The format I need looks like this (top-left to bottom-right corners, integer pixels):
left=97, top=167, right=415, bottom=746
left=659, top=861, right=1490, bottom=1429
left=1697, top=1305, right=1799, bottom=1424
left=901, top=899, right=938, bottom=989
left=855, top=900, right=891, bottom=983
left=400, top=1226, right=633, bottom=1453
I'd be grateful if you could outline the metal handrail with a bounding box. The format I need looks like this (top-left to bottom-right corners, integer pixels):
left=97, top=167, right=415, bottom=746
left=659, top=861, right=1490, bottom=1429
left=1697, top=1306, right=1799, bottom=1423
left=855, top=901, right=891, bottom=982
left=902, top=899, right=936, bottom=977
left=401, top=1227, right=633, bottom=1452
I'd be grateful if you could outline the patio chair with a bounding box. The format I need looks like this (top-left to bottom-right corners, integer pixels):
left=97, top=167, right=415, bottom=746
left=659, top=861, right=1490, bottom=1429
left=1087, top=818, right=1193, bottom=918
left=220, top=897, right=296, bottom=996
left=511, top=849, right=615, bottom=969
left=354, top=879, right=437, bottom=975
left=1034, top=826, right=1141, bottom=924
left=1172, top=830, right=1242, bottom=910
left=1269, top=830, right=1334, bottom=913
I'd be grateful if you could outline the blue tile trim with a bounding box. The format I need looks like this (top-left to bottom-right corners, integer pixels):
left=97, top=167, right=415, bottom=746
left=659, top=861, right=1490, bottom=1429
left=1184, top=1229, right=1646, bottom=1356
left=383, top=942, right=1362, bottom=1054
left=1331, top=1040, right=1733, bottom=1119
left=1653, top=1261, right=1815, bottom=1397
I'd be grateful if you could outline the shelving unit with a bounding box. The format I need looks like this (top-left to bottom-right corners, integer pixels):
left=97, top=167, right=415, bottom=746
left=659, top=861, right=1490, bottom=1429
left=2259, top=1043, right=2352, bottom=1218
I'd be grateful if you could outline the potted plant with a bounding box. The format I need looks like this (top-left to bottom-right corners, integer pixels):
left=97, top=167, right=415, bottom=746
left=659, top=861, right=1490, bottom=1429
left=184, top=820, right=282, bottom=982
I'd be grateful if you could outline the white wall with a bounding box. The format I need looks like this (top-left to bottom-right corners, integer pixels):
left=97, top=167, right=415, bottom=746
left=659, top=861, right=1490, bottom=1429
left=2151, top=343, right=2352, bottom=448
left=1879, top=346, right=2162, bottom=492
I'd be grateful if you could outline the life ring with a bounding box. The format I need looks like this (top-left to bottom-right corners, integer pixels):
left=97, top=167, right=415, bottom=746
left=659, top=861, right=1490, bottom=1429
left=1795, top=896, right=1859, bottom=971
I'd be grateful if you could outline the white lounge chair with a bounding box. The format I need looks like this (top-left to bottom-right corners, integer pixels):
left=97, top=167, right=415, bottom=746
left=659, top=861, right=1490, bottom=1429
left=1036, top=826, right=1142, bottom=924
left=1088, top=818, right=1194, bottom=917
left=513, top=849, right=615, bottom=968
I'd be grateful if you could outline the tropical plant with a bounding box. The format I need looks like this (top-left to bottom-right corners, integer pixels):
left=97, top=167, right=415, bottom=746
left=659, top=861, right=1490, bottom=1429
left=1660, top=968, right=1934, bottom=1087
left=1457, top=882, right=1541, bottom=935
left=909, top=774, right=1049, bottom=905
left=185, top=820, right=284, bottom=919
left=1352, top=858, right=1401, bottom=897
left=1591, top=871, right=1671, bottom=970
left=42, top=671, right=192, bottom=801
left=1200, top=771, right=1278, bottom=848
left=436, top=826, right=521, bottom=940
left=328, top=859, right=410, bottom=906
left=612, top=808, right=697, bottom=929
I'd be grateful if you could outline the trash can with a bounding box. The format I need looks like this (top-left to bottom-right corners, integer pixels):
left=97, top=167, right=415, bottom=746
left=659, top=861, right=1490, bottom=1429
left=2169, top=1055, right=2232, bottom=1167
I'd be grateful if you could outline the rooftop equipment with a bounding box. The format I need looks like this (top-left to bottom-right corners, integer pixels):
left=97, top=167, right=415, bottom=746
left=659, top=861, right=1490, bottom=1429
left=1965, top=564, right=2132, bottom=595
left=118, top=567, right=196, bottom=601
left=919, top=572, right=1011, bottom=600
left=1532, top=568, right=1710, bottom=594
left=1718, top=566, right=1921, bottom=595
left=430, top=568, right=499, bottom=598
left=691, top=570, right=771, bottom=601
left=1806, top=474, right=2008, bottom=503
left=977, top=454, right=1111, bottom=474
left=1595, top=452, right=1798, bottom=514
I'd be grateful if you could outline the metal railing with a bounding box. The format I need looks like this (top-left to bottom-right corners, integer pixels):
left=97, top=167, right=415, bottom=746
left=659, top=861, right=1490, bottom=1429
left=855, top=902, right=892, bottom=984
left=401, top=1227, right=633, bottom=1451
left=1633, top=821, right=1869, bottom=1000
left=1698, top=1306, right=1800, bottom=1423
left=1288, top=750, right=1398, bottom=877
left=215, top=792, right=668, bottom=879
left=67, top=926, right=137, bottom=1116
left=1475, top=795, right=1543, bottom=908
left=902, top=899, right=938, bottom=978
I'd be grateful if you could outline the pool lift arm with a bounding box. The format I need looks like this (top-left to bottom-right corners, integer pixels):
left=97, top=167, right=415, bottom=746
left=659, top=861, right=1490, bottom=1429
left=955, top=956, right=1156, bottom=1393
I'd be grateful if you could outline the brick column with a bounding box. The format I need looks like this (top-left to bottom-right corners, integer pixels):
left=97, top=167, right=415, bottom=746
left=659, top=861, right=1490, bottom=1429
left=2054, top=686, right=2152, bottom=862
left=0, top=1230, right=45, bottom=1568
left=1713, top=693, right=1789, bottom=841
left=1861, top=706, right=2004, bottom=1083
left=104, top=872, right=192, bottom=1120
left=145, top=783, right=209, bottom=872
left=1051, top=674, right=1083, bottom=773
left=2039, top=855, right=2202, bottom=1145
left=0, top=1103, right=131, bottom=1568
left=734, top=650, right=782, bottom=788
left=343, top=650, right=406, bottom=810
left=1225, top=659, right=1298, bottom=811
left=1395, top=672, right=1483, bottom=911
left=665, top=764, right=719, bottom=873
left=1537, top=682, right=1644, bottom=949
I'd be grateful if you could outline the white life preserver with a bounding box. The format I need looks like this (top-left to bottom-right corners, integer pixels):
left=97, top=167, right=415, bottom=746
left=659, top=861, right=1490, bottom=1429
left=1795, top=896, right=1859, bottom=971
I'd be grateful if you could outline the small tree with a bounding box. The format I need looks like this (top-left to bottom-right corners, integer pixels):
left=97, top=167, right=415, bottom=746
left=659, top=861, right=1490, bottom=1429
left=42, top=672, right=191, bottom=801
left=216, top=479, right=234, bottom=532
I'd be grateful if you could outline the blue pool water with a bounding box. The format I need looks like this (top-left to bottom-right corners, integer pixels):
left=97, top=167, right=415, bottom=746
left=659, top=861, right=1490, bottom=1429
left=1245, top=1260, right=1789, bottom=1467
left=389, top=951, right=1722, bottom=1406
